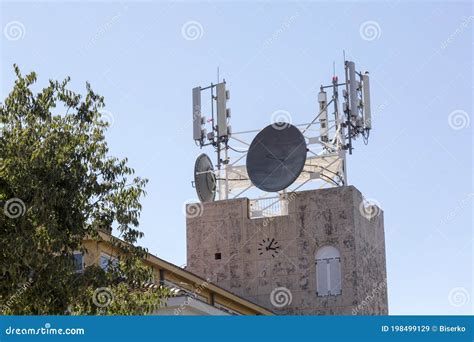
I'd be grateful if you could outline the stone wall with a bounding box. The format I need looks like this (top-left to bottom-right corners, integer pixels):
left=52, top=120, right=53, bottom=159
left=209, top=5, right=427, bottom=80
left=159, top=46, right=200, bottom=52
left=186, top=186, right=388, bottom=315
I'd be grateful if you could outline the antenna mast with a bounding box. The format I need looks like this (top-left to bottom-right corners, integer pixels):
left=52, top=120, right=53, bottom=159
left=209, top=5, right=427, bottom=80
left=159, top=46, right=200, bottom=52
left=192, top=78, right=231, bottom=200
left=191, top=59, right=372, bottom=217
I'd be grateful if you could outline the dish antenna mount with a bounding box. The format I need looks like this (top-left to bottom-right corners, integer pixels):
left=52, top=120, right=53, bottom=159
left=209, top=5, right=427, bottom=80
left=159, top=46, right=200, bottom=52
left=190, top=60, right=373, bottom=215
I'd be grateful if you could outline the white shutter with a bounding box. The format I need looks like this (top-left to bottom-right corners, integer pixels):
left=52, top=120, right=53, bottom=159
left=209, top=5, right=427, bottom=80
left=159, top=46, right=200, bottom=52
left=329, top=257, right=342, bottom=295
left=100, top=253, right=118, bottom=271
left=100, top=255, right=108, bottom=270
left=316, top=259, right=329, bottom=296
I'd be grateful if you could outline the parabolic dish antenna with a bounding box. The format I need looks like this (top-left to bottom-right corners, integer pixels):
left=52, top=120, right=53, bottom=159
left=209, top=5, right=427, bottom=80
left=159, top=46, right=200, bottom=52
left=194, top=153, right=216, bottom=202
left=246, top=123, right=307, bottom=192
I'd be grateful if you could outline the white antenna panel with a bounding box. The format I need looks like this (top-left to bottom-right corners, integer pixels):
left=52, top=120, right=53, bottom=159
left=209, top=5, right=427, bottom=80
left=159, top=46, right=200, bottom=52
left=216, top=82, right=228, bottom=137
left=362, top=73, right=372, bottom=130
left=192, top=87, right=202, bottom=141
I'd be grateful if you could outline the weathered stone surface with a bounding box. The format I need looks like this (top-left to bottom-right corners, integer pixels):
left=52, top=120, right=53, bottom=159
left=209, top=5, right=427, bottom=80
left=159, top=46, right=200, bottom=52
left=186, top=186, right=388, bottom=315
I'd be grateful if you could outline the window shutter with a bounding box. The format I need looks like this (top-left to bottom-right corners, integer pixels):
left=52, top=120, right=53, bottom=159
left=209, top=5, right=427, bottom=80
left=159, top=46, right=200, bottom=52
left=316, top=259, right=329, bottom=296
left=100, top=253, right=118, bottom=271
left=73, top=253, right=83, bottom=272
left=100, top=255, right=108, bottom=270
left=329, top=257, right=342, bottom=295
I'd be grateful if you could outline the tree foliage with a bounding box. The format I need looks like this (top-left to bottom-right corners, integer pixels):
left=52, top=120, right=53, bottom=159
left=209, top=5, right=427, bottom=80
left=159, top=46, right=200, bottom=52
left=0, top=66, right=169, bottom=314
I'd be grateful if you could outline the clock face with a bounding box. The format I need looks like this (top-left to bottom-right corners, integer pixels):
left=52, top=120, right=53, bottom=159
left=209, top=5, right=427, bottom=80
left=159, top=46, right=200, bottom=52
left=258, top=238, right=281, bottom=258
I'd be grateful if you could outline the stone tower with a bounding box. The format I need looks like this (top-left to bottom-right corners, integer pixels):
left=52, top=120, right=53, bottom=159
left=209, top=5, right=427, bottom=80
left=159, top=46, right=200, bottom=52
left=186, top=186, right=388, bottom=315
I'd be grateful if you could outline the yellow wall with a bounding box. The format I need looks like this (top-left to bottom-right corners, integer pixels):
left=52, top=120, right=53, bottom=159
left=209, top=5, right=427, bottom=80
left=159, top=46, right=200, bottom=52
left=82, top=234, right=273, bottom=316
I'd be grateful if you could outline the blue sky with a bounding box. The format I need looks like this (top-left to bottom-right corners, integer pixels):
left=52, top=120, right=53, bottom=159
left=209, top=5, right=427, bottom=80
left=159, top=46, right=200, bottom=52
left=1, top=1, right=472, bottom=315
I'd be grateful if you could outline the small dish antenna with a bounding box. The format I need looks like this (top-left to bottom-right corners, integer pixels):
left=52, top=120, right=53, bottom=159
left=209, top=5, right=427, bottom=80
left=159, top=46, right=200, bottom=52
left=194, top=153, right=216, bottom=202
left=246, top=123, right=307, bottom=192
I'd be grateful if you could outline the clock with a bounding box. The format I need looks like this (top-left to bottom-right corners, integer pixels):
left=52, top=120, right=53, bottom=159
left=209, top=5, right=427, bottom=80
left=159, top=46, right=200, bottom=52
left=258, top=238, right=280, bottom=258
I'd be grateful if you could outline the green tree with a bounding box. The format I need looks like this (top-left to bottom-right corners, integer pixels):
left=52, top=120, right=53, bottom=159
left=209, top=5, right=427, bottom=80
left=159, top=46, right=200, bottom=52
left=0, top=66, right=170, bottom=315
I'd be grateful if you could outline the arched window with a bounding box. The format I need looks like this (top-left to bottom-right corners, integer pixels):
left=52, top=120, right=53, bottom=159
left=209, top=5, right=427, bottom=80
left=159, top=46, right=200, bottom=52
left=315, top=246, right=342, bottom=296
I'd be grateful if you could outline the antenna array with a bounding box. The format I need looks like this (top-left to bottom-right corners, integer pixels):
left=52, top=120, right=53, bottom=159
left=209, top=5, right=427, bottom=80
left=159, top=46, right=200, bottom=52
left=191, top=60, right=372, bottom=216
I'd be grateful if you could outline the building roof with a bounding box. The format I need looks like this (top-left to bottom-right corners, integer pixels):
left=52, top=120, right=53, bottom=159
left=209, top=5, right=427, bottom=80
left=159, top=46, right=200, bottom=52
left=83, top=231, right=274, bottom=316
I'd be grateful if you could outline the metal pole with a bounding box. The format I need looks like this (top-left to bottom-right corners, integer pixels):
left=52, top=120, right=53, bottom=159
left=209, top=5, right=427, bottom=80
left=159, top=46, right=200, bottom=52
left=333, top=71, right=348, bottom=185
left=224, top=141, right=229, bottom=200
left=280, top=189, right=288, bottom=215
left=344, top=61, right=353, bottom=155
left=211, top=84, right=224, bottom=200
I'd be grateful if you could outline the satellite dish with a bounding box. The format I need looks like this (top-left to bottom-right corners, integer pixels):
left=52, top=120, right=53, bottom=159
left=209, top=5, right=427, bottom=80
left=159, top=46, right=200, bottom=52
left=194, top=153, right=216, bottom=202
left=246, top=123, right=307, bottom=192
